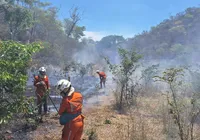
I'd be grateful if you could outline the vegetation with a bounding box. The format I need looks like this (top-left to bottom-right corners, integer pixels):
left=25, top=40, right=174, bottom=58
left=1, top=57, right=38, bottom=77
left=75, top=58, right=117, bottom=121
left=0, top=41, right=41, bottom=124
left=154, top=68, right=200, bottom=140
left=125, top=7, right=200, bottom=62
left=141, top=64, right=160, bottom=94
left=1, top=0, right=200, bottom=140
left=0, top=0, right=87, bottom=66
left=105, top=47, right=142, bottom=110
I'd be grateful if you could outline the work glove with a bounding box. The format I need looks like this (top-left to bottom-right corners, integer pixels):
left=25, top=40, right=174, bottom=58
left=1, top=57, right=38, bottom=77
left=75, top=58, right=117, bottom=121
left=46, top=89, right=50, bottom=95
left=46, top=89, right=50, bottom=93
left=43, top=89, right=50, bottom=97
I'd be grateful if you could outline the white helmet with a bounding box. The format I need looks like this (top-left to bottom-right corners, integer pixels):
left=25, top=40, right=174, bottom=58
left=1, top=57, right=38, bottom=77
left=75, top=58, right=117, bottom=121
left=56, top=79, right=71, bottom=94
left=38, top=67, right=46, bottom=77
left=39, top=67, right=46, bottom=72
left=96, top=70, right=100, bottom=73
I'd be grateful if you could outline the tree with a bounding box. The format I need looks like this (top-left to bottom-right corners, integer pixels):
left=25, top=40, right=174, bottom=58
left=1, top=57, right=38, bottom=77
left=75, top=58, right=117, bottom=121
left=72, top=26, right=85, bottom=41
left=64, top=7, right=83, bottom=38
left=64, top=20, right=85, bottom=41
left=0, top=41, right=41, bottom=124
left=97, top=35, right=126, bottom=64
left=125, top=7, right=200, bottom=61
left=97, top=35, right=126, bottom=49
left=142, top=64, right=159, bottom=92
left=1, top=0, right=34, bottom=40
left=105, top=47, right=142, bottom=110
left=154, top=68, right=200, bottom=140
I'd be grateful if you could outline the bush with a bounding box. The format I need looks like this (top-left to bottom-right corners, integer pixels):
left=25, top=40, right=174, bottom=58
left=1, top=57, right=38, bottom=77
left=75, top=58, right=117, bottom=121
left=0, top=41, right=41, bottom=124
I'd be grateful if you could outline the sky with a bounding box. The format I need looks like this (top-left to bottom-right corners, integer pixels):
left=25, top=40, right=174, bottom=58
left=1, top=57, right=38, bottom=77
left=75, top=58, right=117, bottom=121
left=42, top=0, right=200, bottom=41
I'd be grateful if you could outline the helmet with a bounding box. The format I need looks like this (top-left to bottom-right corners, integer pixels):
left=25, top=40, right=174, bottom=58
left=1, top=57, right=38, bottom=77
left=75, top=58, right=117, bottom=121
left=39, top=67, right=46, bottom=73
left=96, top=70, right=100, bottom=73
left=56, top=79, right=71, bottom=94
left=38, top=67, right=46, bottom=77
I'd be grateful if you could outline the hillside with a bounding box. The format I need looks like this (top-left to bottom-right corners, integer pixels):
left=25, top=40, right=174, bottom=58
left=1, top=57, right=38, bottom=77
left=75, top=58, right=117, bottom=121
left=127, top=7, right=200, bottom=62
left=95, top=7, right=200, bottom=65
left=2, top=1, right=200, bottom=140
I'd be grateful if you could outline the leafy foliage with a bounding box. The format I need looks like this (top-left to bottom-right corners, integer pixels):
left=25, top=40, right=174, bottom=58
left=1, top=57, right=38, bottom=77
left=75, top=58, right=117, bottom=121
left=127, top=7, right=200, bottom=62
left=0, top=40, right=41, bottom=124
left=142, top=64, right=159, bottom=90
left=97, top=35, right=126, bottom=64
left=155, top=68, right=200, bottom=140
left=105, top=47, right=142, bottom=110
left=64, top=19, right=85, bottom=41
left=1, top=0, right=34, bottom=40
left=0, top=1, right=86, bottom=66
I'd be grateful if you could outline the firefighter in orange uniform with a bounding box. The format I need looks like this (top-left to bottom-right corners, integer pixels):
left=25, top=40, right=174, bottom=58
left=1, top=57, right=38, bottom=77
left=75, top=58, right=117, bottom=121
left=56, top=79, right=84, bottom=140
left=96, top=70, right=106, bottom=88
left=34, top=67, right=49, bottom=115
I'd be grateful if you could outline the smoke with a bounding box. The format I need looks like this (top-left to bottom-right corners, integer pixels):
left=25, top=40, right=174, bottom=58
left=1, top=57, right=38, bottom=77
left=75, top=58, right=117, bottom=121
left=28, top=32, right=200, bottom=109
left=73, top=44, right=99, bottom=65
left=26, top=38, right=117, bottom=110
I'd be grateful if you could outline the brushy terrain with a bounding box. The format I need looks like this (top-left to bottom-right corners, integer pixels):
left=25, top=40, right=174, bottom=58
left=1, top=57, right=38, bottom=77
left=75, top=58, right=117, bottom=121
left=3, top=93, right=200, bottom=140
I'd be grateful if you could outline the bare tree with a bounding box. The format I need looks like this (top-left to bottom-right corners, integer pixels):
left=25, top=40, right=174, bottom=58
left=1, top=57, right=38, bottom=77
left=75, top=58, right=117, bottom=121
left=66, top=6, right=82, bottom=38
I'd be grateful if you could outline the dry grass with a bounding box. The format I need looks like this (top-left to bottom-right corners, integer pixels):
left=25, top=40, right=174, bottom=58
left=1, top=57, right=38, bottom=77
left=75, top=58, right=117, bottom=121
left=30, top=114, right=62, bottom=140
left=82, top=94, right=167, bottom=140
left=28, top=93, right=200, bottom=140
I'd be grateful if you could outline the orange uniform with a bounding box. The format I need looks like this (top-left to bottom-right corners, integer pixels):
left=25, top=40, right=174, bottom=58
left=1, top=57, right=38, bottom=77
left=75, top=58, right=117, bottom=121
left=34, top=75, right=49, bottom=96
left=59, top=92, right=84, bottom=140
left=98, top=72, right=106, bottom=79
left=34, top=75, right=49, bottom=114
left=97, top=71, right=106, bottom=88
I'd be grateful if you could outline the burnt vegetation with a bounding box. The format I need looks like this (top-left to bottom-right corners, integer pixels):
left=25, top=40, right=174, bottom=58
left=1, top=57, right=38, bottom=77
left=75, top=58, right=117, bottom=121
left=1, top=0, right=200, bottom=139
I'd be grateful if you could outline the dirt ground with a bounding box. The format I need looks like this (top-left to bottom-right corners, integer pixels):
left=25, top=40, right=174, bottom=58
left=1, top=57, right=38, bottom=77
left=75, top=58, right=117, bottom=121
left=1, top=90, right=115, bottom=140
left=2, top=93, right=200, bottom=140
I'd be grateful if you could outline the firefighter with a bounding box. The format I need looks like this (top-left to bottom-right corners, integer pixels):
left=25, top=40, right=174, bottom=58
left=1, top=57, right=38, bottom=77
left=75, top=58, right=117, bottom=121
left=56, top=79, right=85, bottom=140
left=34, top=67, right=49, bottom=115
left=96, top=70, right=106, bottom=88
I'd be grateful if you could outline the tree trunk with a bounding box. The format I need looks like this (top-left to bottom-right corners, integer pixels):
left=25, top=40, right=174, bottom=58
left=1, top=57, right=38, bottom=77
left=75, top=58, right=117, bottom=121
left=170, top=83, right=184, bottom=140
left=119, top=84, right=125, bottom=110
